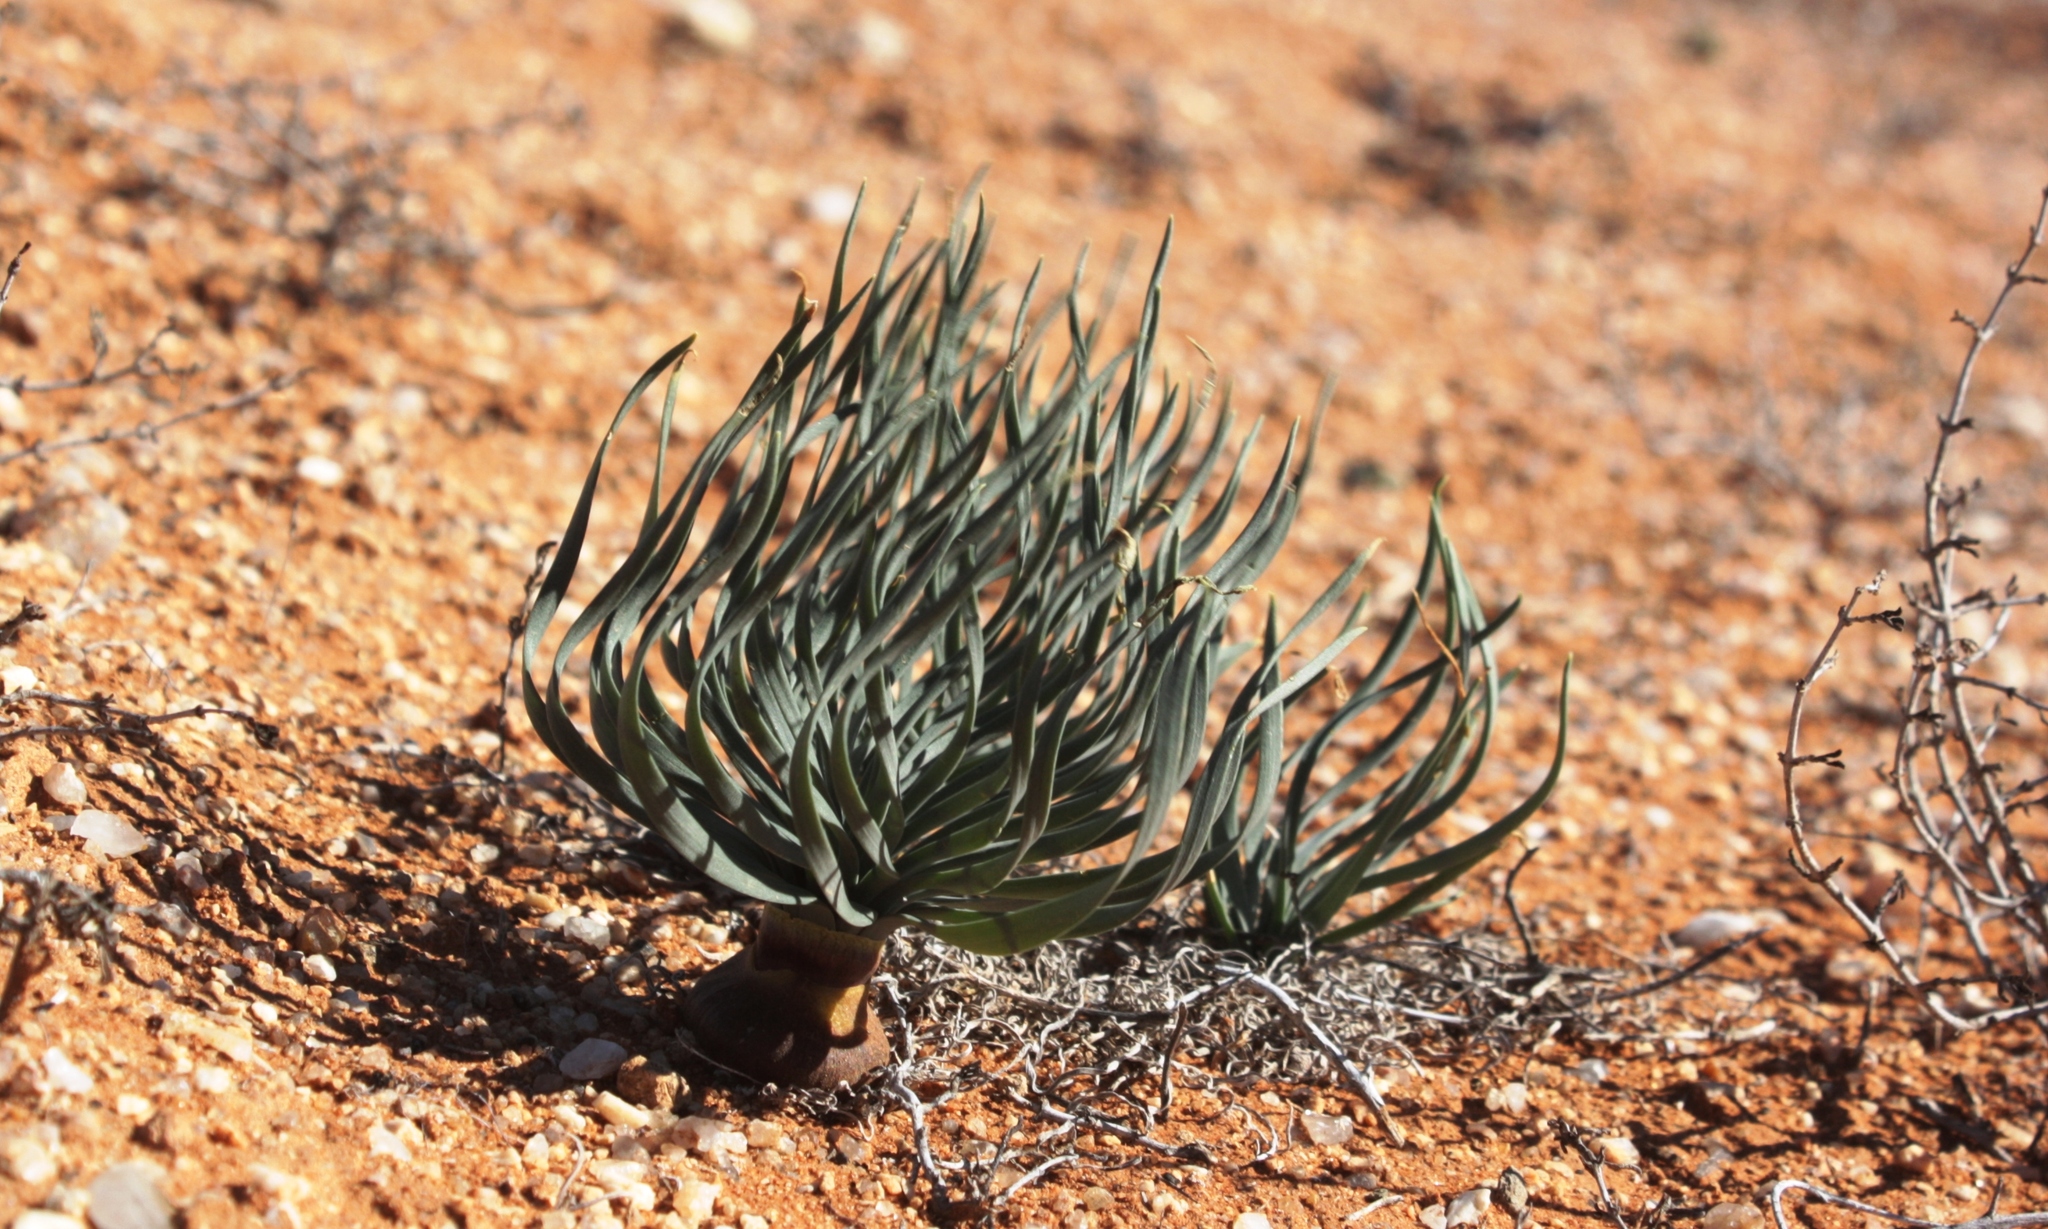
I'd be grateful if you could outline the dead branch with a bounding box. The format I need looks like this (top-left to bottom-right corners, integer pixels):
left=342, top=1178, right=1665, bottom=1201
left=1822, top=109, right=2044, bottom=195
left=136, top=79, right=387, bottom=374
left=1767, top=1179, right=2048, bottom=1229
left=0, top=368, right=305, bottom=467
left=0, top=244, right=26, bottom=326
left=1780, top=185, right=2048, bottom=1034
left=0, top=688, right=280, bottom=751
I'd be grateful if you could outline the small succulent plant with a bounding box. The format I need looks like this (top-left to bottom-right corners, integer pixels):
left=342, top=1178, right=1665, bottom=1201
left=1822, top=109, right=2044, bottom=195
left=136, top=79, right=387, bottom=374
left=525, top=191, right=1558, bottom=1085
left=1202, top=500, right=1569, bottom=949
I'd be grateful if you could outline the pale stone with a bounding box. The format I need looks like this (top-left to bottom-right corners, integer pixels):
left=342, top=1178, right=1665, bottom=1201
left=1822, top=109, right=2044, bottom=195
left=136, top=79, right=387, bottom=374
left=0, top=666, right=36, bottom=694
left=665, top=0, right=756, bottom=52
left=558, top=1037, right=628, bottom=1081
left=1299, top=1111, right=1353, bottom=1146
left=41, top=763, right=87, bottom=807
left=302, top=954, right=337, bottom=983
left=14, top=1213, right=85, bottom=1229
left=849, top=12, right=910, bottom=70
left=802, top=186, right=860, bottom=227
left=564, top=913, right=613, bottom=951
left=677, top=1115, right=747, bottom=1157
left=671, top=1178, right=720, bottom=1229
left=1669, top=910, right=1759, bottom=949
left=592, top=1091, right=650, bottom=1129
left=71, top=810, right=146, bottom=858
left=1484, top=1082, right=1529, bottom=1115
left=1232, top=1215, right=1273, bottom=1229
left=1446, top=1187, right=1492, bottom=1227
left=161, top=1012, right=255, bottom=1064
left=86, top=1161, right=174, bottom=1229
left=1702, top=1204, right=1762, bottom=1229
left=588, top=1158, right=649, bottom=1191
left=42, top=1047, right=93, bottom=1094
left=1596, top=1136, right=1641, bottom=1167
left=294, top=456, right=345, bottom=487
left=37, top=482, right=129, bottom=572
left=367, top=1119, right=420, bottom=1161
left=1, top=1134, right=56, bottom=1184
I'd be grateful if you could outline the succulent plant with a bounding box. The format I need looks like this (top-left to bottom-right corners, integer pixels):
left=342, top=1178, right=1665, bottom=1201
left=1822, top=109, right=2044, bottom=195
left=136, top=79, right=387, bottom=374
left=1201, top=500, right=1570, bottom=949
left=524, top=191, right=1548, bottom=1085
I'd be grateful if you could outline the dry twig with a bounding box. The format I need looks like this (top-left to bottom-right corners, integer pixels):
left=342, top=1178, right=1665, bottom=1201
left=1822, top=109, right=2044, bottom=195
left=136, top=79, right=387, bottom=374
left=1780, top=186, right=2048, bottom=1032
left=0, top=368, right=305, bottom=467
left=1766, top=1180, right=2048, bottom=1229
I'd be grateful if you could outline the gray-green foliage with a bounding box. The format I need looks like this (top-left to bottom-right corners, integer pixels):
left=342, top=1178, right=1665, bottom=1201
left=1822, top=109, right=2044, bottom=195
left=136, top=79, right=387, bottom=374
left=1202, top=505, right=1569, bottom=949
left=523, top=190, right=1559, bottom=958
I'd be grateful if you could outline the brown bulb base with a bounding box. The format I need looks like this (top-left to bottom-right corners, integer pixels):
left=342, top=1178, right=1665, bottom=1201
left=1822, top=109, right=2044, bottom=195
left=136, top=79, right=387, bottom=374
left=679, top=906, right=891, bottom=1087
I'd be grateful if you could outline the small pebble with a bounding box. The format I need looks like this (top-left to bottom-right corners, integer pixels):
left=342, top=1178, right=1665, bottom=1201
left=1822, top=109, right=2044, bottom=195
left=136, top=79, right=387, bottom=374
left=611, top=1136, right=651, bottom=1162
left=1702, top=1204, right=1762, bottom=1229
left=366, top=1119, right=419, bottom=1161
left=664, top=0, right=756, bottom=53
left=301, top=954, right=338, bottom=983
left=0, top=666, right=36, bottom=694
left=826, top=1126, right=866, bottom=1164
left=468, top=843, right=500, bottom=865
left=14, top=1213, right=85, bottom=1229
left=1150, top=1191, right=1192, bottom=1216
left=1570, top=1058, right=1609, bottom=1085
left=1419, top=1205, right=1448, bottom=1229
left=848, top=12, right=910, bottom=70
left=802, top=185, right=860, bottom=226
left=1669, top=910, right=1760, bottom=949
left=1, top=1134, right=56, bottom=1184
left=1298, top=1111, right=1354, bottom=1146
left=1232, top=1214, right=1273, bottom=1229
left=1596, top=1136, right=1641, bottom=1167
left=294, top=456, right=345, bottom=487
left=1495, top=1169, right=1530, bottom=1220
left=42, top=1047, right=93, bottom=1095
left=592, top=1092, right=650, bottom=1129
left=193, top=1067, right=231, bottom=1094
left=70, top=810, right=147, bottom=858
left=564, top=913, right=614, bottom=951
left=1484, top=1082, right=1529, bottom=1115
left=1446, top=1187, right=1492, bottom=1228
left=616, top=1056, right=681, bottom=1109
left=681, top=1116, right=748, bottom=1158
left=149, top=905, right=196, bottom=942
left=86, top=1161, right=174, bottom=1229
left=170, top=853, right=207, bottom=895
left=295, top=906, right=347, bottom=955
left=588, top=1158, right=648, bottom=1190
left=41, top=763, right=87, bottom=808
left=557, top=1038, right=628, bottom=1081
left=672, top=1179, right=720, bottom=1225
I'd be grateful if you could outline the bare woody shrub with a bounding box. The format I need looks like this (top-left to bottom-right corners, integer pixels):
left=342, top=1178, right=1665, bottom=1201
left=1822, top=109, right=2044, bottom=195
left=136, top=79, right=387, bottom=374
left=1783, top=187, right=2048, bottom=1032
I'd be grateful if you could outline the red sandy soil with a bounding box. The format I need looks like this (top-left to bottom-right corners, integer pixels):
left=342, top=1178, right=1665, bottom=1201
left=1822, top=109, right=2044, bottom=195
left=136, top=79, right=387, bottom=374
left=0, top=0, right=2046, bottom=1226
